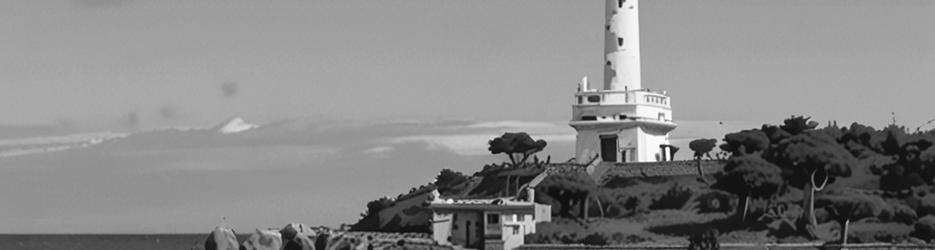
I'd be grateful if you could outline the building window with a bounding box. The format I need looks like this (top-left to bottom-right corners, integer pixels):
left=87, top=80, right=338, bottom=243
left=581, top=116, right=597, bottom=121
left=487, top=214, right=500, bottom=225
left=618, top=37, right=624, bottom=47
left=513, top=227, right=520, bottom=235
left=577, top=96, right=582, bottom=104
left=518, top=215, right=525, bottom=222
left=587, top=95, right=601, bottom=103
left=618, top=0, right=624, bottom=8
left=619, top=114, right=628, bottom=120
left=504, top=214, right=514, bottom=222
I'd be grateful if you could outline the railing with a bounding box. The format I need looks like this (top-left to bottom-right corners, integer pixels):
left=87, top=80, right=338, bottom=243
left=574, top=89, right=670, bottom=107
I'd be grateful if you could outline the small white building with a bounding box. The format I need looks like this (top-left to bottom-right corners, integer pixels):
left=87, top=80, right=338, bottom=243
left=570, top=0, right=677, bottom=164
left=428, top=190, right=551, bottom=250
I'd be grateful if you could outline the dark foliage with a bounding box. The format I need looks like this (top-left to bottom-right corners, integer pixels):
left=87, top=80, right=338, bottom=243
left=712, top=156, right=783, bottom=221
left=720, top=130, right=770, bottom=157
left=650, top=183, right=694, bottom=210
left=913, top=215, right=935, bottom=242
left=579, top=233, right=609, bottom=245
left=350, top=197, right=395, bottom=231
left=690, top=139, right=718, bottom=160
left=434, top=169, right=468, bottom=195
left=688, top=229, right=719, bottom=250
left=488, top=132, right=547, bottom=167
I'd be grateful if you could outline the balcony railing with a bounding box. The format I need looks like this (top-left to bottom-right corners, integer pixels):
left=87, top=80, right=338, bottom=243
left=574, top=89, right=670, bottom=107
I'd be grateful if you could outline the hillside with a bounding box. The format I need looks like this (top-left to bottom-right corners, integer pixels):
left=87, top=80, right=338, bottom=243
left=351, top=116, right=935, bottom=248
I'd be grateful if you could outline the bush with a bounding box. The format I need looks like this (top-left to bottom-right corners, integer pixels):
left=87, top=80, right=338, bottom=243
left=848, top=222, right=912, bottom=243
left=892, top=204, right=919, bottom=225
left=692, top=190, right=733, bottom=213
left=918, top=195, right=935, bottom=217
left=912, top=215, right=935, bottom=242
left=579, top=233, right=608, bottom=245
left=609, top=233, right=650, bottom=244
left=650, top=183, right=694, bottom=210
left=687, top=229, right=719, bottom=250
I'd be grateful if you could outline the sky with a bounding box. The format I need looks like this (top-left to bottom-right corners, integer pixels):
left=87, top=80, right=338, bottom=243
left=0, top=0, right=933, bottom=233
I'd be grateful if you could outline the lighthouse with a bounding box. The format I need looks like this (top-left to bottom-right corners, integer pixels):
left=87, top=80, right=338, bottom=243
left=570, top=0, right=677, bottom=163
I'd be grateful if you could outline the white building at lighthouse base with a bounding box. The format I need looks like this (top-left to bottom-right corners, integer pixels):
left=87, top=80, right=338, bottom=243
left=570, top=85, right=677, bottom=163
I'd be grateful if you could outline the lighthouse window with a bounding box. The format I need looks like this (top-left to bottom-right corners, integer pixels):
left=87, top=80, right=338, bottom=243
left=619, top=0, right=624, bottom=8
left=587, top=95, right=601, bottom=103
left=618, top=37, right=624, bottom=47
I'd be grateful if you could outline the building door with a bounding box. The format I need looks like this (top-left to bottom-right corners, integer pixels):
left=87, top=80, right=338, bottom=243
left=465, top=220, right=471, bottom=247
left=600, top=135, right=617, bottom=162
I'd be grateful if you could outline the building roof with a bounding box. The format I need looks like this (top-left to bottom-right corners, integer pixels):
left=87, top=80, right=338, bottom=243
left=428, top=193, right=538, bottom=211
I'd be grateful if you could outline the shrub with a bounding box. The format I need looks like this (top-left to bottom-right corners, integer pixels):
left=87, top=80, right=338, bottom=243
left=892, top=204, right=918, bottom=225
left=912, top=215, right=935, bottom=242
left=692, top=190, right=733, bottom=213
left=848, top=222, right=912, bottom=243
left=609, top=233, right=650, bottom=244
left=917, top=195, right=935, bottom=217
left=687, top=229, right=719, bottom=250
left=650, top=183, right=694, bottom=210
left=579, top=233, right=608, bottom=246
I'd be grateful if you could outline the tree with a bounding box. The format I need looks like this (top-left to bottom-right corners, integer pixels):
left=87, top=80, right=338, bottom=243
left=711, top=155, right=783, bottom=222
left=488, top=132, right=548, bottom=167
left=770, top=132, right=857, bottom=228
left=536, top=172, right=596, bottom=218
left=720, top=130, right=770, bottom=157
left=780, top=115, right=819, bottom=136
left=815, top=192, right=887, bottom=245
left=350, top=197, right=395, bottom=231
left=434, top=169, right=468, bottom=195
left=690, top=139, right=718, bottom=160
left=690, top=138, right=718, bottom=177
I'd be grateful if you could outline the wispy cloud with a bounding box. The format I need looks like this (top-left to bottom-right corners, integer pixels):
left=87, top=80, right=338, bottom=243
left=0, top=117, right=752, bottom=233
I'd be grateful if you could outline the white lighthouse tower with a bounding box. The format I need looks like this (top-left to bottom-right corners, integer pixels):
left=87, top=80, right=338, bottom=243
left=570, top=0, right=677, bottom=163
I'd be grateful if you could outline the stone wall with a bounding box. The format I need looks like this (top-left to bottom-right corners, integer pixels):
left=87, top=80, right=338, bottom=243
left=594, top=160, right=724, bottom=185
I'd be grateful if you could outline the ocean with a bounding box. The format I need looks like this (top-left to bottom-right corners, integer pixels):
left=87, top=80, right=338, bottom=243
left=0, top=234, right=233, bottom=250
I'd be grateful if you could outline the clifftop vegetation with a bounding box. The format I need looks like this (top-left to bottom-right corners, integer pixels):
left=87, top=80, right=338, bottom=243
left=351, top=115, right=935, bottom=246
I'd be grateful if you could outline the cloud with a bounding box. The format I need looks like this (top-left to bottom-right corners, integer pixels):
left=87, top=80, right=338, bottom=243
left=4, top=117, right=734, bottom=233
left=221, top=81, right=239, bottom=98
left=460, top=121, right=558, bottom=129
left=389, top=133, right=575, bottom=156
left=363, top=146, right=394, bottom=157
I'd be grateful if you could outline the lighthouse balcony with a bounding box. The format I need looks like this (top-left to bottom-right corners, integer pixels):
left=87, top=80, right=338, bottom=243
left=574, top=89, right=670, bottom=108
left=570, top=99, right=676, bottom=132
left=569, top=116, right=677, bottom=133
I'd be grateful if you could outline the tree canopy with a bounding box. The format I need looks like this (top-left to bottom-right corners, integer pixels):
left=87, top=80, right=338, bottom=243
left=712, top=155, right=783, bottom=222
left=720, top=129, right=770, bottom=157
left=488, top=132, right=548, bottom=167
left=689, top=138, right=718, bottom=160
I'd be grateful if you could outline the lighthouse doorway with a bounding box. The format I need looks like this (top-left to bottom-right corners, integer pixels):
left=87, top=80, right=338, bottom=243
left=600, top=135, right=618, bottom=162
